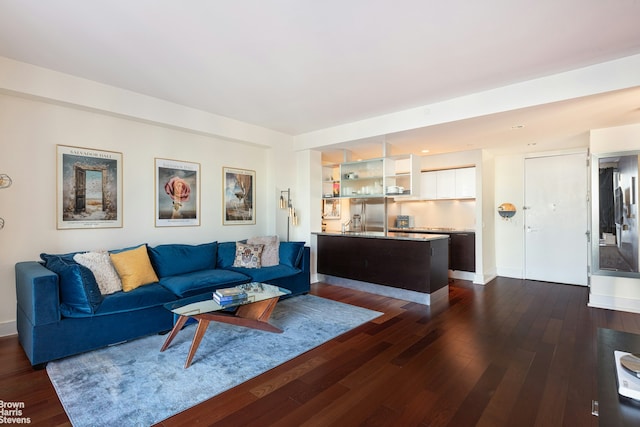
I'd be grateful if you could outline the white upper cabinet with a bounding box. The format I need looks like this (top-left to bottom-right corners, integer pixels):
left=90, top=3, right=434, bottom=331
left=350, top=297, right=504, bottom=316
left=420, top=171, right=438, bottom=199
left=419, top=167, right=476, bottom=200
left=436, top=169, right=456, bottom=199
left=454, top=167, right=476, bottom=199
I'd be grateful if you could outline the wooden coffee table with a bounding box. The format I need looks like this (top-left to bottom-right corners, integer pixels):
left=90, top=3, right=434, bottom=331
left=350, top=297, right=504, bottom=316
left=160, top=282, right=291, bottom=368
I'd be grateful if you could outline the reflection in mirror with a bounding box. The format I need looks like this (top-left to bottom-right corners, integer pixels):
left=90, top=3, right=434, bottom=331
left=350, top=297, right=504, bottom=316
left=596, top=153, right=640, bottom=274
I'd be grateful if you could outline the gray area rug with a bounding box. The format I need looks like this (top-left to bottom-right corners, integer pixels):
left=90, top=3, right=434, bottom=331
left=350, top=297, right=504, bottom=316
left=47, top=294, right=382, bottom=427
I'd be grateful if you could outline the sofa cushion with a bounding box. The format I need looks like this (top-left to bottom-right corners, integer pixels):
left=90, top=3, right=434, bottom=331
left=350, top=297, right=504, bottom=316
left=247, top=236, right=279, bottom=266
left=216, top=241, right=237, bottom=268
left=226, top=264, right=301, bottom=283
left=110, top=244, right=159, bottom=292
left=233, top=242, right=264, bottom=268
left=94, top=283, right=177, bottom=316
left=148, top=242, right=217, bottom=278
left=39, top=253, right=103, bottom=316
left=159, top=269, right=250, bottom=297
left=279, top=241, right=305, bottom=268
left=109, top=243, right=149, bottom=254
left=73, top=251, right=122, bottom=295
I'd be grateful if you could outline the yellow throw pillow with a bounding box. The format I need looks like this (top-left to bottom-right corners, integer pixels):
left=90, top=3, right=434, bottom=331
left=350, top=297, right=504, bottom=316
left=110, top=245, right=159, bottom=292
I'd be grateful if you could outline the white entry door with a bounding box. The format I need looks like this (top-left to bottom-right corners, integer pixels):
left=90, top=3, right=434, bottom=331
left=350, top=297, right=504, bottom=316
left=524, top=152, right=588, bottom=285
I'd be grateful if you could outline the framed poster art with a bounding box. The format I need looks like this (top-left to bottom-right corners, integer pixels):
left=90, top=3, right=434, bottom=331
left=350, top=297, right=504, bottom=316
left=223, top=167, right=255, bottom=225
left=155, top=158, right=200, bottom=227
left=322, top=198, right=341, bottom=219
left=56, top=145, right=123, bottom=229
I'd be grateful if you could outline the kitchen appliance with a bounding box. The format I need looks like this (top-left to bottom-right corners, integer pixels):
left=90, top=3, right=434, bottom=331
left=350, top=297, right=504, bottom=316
left=395, top=215, right=414, bottom=229
left=351, top=214, right=362, bottom=232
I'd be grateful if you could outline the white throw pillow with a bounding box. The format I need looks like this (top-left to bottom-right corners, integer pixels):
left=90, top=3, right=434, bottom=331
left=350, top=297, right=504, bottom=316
left=247, top=235, right=280, bottom=267
left=74, top=251, right=123, bottom=295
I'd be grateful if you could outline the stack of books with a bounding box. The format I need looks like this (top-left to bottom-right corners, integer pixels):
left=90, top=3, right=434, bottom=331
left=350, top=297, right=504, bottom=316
left=213, top=287, right=248, bottom=306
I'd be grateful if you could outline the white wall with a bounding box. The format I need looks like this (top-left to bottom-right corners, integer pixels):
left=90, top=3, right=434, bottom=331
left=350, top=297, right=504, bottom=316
left=590, top=123, right=640, bottom=313
left=480, top=150, right=496, bottom=284
left=0, top=94, right=295, bottom=336
left=494, top=154, right=526, bottom=278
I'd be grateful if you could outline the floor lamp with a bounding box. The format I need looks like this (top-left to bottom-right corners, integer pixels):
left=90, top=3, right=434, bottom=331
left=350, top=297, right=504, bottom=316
left=279, top=188, right=297, bottom=241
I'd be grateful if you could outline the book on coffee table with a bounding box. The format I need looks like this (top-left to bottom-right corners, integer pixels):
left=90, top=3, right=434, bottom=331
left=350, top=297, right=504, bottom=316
left=213, top=287, right=248, bottom=305
left=215, top=287, right=245, bottom=297
left=213, top=294, right=247, bottom=305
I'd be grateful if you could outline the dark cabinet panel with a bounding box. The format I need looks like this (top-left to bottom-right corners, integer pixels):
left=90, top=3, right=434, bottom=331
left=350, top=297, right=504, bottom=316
left=449, top=233, right=475, bottom=272
left=392, top=231, right=475, bottom=272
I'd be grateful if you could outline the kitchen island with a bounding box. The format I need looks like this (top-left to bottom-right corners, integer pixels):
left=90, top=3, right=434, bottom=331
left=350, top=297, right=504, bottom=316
left=313, top=231, right=449, bottom=305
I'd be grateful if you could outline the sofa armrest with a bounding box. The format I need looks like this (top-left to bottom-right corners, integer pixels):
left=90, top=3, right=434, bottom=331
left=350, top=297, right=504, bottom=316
left=15, top=261, right=61, bottom=326
left=299, top=246, right=310, bottom=274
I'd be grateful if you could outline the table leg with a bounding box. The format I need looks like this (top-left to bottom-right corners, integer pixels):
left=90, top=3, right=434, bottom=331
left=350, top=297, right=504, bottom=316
left=184, top=318, right=211, bottom=368
left=160, top=315, right=188, bottom=352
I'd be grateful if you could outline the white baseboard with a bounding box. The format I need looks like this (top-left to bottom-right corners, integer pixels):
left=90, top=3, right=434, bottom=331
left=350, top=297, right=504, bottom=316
left=449, top=270, right=495, bottom=285
left=0, top=320, right=17, bottom=337
left=496, top=267, right=524, bottom=279
left=588, top=293, right=640, bottom=314
left=477, top=272, right=497, bottom=285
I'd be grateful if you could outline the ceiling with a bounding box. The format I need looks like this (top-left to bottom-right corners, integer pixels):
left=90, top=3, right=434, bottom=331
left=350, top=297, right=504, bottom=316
left=0, top=1, right=639, bottom=159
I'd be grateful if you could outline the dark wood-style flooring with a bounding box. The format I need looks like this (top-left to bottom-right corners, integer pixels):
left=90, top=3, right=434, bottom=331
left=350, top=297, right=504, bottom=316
left=2, top=277, right=640, bottom=426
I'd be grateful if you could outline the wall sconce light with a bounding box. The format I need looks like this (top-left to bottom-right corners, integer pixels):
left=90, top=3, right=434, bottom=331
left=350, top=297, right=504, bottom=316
left=280, top=188, right=298, bottom=241
left=0, top=174, right=11, bottom=189
left=0, top=174, right=11, bottom=230
left=498, top=202, right=517, bottom=219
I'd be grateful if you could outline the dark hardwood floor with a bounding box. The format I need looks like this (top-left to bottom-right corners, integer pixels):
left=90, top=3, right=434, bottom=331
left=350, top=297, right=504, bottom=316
left=3, top=277, right=640, bottom=426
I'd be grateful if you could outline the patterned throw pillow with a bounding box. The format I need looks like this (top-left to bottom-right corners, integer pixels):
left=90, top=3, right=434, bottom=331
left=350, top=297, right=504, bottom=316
left=74, top=251, right=123, bottom=295
left=232, top=242, right=264, bottom=269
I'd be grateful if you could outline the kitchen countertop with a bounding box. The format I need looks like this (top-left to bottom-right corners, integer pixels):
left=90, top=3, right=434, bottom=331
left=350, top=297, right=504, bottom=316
left=313, top=231, right=449, bottom=242
left=388, top=227, right=476, bottom=233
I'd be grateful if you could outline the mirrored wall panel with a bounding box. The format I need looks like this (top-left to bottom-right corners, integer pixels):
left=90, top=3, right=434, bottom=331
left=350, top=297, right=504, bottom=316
left=594, top=152, right=640, bottom=275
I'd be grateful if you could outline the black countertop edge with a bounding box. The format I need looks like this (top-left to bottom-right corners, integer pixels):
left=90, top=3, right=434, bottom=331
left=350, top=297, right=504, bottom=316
left=313, top=231, right=449, bottom=242
left=388, top=227, right=475, bottom=234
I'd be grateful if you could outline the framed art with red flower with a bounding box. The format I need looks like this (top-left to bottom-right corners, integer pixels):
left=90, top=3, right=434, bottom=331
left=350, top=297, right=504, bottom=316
left=223, top=167, right=255, bottom=225
left=155, top=158, right=200, bottom=227
left=56, top=145, right=123, bottom=229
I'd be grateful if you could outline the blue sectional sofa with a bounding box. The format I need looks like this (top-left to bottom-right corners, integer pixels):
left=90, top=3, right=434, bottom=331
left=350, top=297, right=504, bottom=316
left=15, top=240, right=310, bottom=367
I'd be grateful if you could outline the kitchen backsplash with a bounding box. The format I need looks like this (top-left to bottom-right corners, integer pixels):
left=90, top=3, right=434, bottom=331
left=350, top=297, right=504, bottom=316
left=323, top=199, right=477, bottom=232
left=387, top=199, right=476, bottom=230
